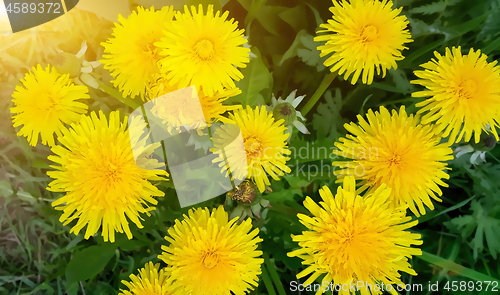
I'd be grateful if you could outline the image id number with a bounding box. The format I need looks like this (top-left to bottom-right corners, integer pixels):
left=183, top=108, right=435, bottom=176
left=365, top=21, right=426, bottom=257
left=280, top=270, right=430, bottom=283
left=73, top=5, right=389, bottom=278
left=5, top=2, right=62, bottom=14
left=444, top=280, right=499, bottom=292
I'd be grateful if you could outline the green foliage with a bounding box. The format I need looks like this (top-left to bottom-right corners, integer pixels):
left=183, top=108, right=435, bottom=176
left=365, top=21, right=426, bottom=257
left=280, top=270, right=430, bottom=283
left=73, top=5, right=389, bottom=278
left=65, top=243, right=118, bottom=289
left=312, top=89, right=345, bottom=141
left=296, top=34, right=326, bottom=72
left=409, top=0, right=460, bottom=15
left=2, top=0, right=500, bottom=294
left=229, top=47, right=273, bottom=107
left=446, top=199, right=500, bottom=260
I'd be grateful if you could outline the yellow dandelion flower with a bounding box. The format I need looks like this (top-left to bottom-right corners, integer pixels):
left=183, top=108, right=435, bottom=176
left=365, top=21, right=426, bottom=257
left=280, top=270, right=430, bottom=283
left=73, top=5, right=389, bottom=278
left=10, top=65, right=89, bottom=147
left=288, top=176, right=422, bottom=295
left=213, top=106, right=291, bottom=193
left=159, top=206, right=263, bottom=295
left=47, top=111, right=168, bottom=243
left=101, top=6, right=175, bottom=100
left=146, top=75, right=241, bottom=131
left=119, top=262, right=172, bottom=295
left=412, top=47, right=500, bottom=144
left=156, top=4, right=250, bottom=97
left=315, top=0, right=412, bottom=84
left=332, top=106, right=453, bottom=216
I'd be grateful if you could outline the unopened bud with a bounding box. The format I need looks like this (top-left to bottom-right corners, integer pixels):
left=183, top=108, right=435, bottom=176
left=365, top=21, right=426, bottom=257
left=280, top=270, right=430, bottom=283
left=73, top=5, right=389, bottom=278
left=273, top=102, right=296, bottom=126
left=471, top=133, right=497, bottom=152
left=483, top=135, right=497, bottom=150
left=52, top=52, right=81, bottom=77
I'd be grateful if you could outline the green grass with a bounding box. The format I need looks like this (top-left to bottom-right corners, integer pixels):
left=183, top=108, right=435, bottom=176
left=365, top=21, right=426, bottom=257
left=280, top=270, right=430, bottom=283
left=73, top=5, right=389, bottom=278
left=1, top=0, right=500, bottom=294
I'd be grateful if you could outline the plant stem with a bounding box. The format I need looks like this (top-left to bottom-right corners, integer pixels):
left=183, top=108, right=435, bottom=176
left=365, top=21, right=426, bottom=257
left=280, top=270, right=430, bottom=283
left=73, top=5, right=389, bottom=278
left=97, top=80, right=141, bottom=110
left=301, top=71, right=337, bottom=117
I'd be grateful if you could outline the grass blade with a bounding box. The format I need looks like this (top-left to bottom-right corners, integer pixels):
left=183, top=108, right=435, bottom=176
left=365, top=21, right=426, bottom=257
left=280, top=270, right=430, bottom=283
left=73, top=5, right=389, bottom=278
left=418, top=251, right=500, bottom=281
left=263, top=253, right=287, bottom=295
left=261, top=265, right=277, bottom=295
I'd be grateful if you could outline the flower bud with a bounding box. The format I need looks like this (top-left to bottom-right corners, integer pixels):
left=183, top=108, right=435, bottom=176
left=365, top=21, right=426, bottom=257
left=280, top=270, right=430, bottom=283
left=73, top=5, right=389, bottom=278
left=471, top=133, right=497, bottom=152
left=52, top=52, right=81, bottom=77
left=272, top=102, right=296, bottom=126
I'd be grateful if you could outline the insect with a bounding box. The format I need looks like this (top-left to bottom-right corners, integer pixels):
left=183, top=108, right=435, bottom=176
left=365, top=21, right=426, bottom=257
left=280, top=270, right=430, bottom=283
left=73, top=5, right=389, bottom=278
left=227, top=180, right=257, bottom=204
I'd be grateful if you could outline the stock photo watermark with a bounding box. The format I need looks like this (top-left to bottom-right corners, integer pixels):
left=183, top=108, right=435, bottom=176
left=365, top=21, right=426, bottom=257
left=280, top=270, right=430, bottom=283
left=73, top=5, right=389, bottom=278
left=289, top=280, right=499, bottom=293
left=129, top=86, right=379, bottom=207
left=1, top=0, right=79, bottom=33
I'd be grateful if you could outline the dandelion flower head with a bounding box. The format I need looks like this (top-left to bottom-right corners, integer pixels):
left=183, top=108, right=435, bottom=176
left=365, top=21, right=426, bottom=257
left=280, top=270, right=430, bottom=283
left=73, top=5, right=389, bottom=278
left=315, top=0, right=412, bottom=84
left=101, top=6, right=175, bottom=100
left=119, top=262, right=172, bottom=295
left=156, top=4, right=250, bottom=96
left=412, top=47, right=500, bottom=144
left=288, top=176, right=422, bottom=295
left=332, top=106, right=453, bottom=216
left=213, top=106, right=291, bottom=193
left=47, top=111, right=168, bottom=242
left=158, top=206, right=263, bottom=295
left=10, top=65, right=89, bottom=147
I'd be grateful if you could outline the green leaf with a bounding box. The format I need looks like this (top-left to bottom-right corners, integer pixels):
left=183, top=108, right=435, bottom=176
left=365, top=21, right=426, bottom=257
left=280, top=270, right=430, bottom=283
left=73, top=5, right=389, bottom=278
left=32, top=160, right=51, bottom=169
left=359, top=94, right=373, bottom=116
left=448, top=12, right=490, bottom=39
left=0, top=180, right=14, bottom=198
left=65, top=243, right=118, bottom=288
left=118, top=239, right=149, bottom=252
left=476, top=2, right=500, bottom=43
left=418, top=251, right=500, bottom=281
left=409, top=1, right=447, bottom=15
left=312, top=89, right=345, bottom=140
left=305, top=2, right=323, bottom=27
left=297, top=34, right=326, bottom=71
left=16, top=189, right=36, bottom=204
left=279, top=30, right=309, bottom=66
left=240, top=1, right=287, bottom=35
left=279, top=5, right=307, bottom=32
left=417, top=195, right=476, bottom=224
left=400, top=38, right=444, bottom=67
left=407, top=18, right=451, bottom=39
left=242, top=0, right=266, bottom=27
left=390, top=68, right=415, bottom=94
left=482, top=37, right=500, bottom=55
left=370, top=82, right=403, bottom=93
left=229, top=47, right=272, bottom=107
left=445, top=199, right=500, bottom=259
left=261, top=266, right=277, bottom=295
left=264, top=252, right=287, bottom=295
